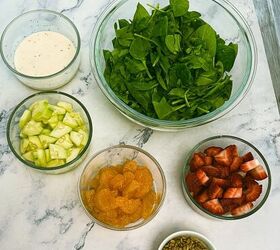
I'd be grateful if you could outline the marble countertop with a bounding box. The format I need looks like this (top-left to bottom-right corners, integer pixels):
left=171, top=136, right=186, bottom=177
left=0, top=0, right=279, bottom=250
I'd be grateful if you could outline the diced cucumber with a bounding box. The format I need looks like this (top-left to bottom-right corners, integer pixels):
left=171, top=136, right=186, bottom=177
left=19, top=110, right=32, bottom=129
left=22, top=151, right=34, bottom=162
left=72, top=112, right=84, bottom=126
left=49, top=104, right=66, bottom=115
left=63, top=112, right=78, bottom=128
left=22, top=120, right=43, bottom=136
left=41, top=129, right=51, bottom=135
left=49, top=122, right=72, bottom=138
left=39, top=135, right=57, bottom=149
left=49, top=144, right=67, bottom=159
left=66, top=147, right=81, bottom=163
left=45, top=149, right=50, bottom=162
left=31, top=100, right=53, bottom=122
left=78, top=129, right=89, bottom=146
left=47, top=159, right=65, bottom=167
left=29, top=100, right=48, bottom=112
left=55, top=134, right=73, bottom=149
left=70, top=131, right=84, bottom=147
left=58, top=114, right=64, bottom=121
left=36, top=149, right=47, bottom=166
left=20, top=132, right=27, bottom=138
left=20, top=138, right=30, bottom=154
left=57, top=101, right=73, bottom=112
left=48, top=114, right=59, bottom=129
left=28, top=136, right=43, bottom=150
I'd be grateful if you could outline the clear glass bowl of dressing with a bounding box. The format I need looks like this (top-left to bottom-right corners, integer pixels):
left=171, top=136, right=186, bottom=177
left=0, top=10, right=81, bottom=90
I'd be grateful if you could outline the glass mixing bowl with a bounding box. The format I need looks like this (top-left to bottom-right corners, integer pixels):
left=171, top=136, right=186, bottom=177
left=90, top=0, right=257, bottom=130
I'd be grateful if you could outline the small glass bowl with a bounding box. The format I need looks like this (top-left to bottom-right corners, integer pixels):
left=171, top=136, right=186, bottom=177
left=90, top=0, right=257, bottom=130
left=158, top=230, right=216, bottom=250
left=0, top=10, right=81, bottom=90
left=182, top=135, right=271, bottom=220
left=78, top=144, right=166, bottom=230
left=7, top=91, right=93, bottom=174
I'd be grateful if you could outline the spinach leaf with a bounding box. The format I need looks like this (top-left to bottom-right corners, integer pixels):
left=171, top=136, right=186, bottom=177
left=165, top=34, right=181, bottom=54
left=170, top=0, right=189, bottom=17
left=129, top=38, right=151, bottom=60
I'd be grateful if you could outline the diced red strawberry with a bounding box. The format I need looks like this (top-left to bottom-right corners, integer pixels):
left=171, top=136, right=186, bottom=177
left=231, top=202, right=253, bottom=216
left=230, top=157, right=243, bottom=172
left=220, top=199, right=239, bottom=213
left=217, top=166, right=230, bottom=178
left=204, top=156, right=213, bottom=165
left=196, top=189, right=209, bottom=203
left=248, top=165, right=268, bottom=180
left=229, top=173, right=243, bottom=188
left=214, top=147, right=233, bottom=166
left=195, top=169, right=209, bottom=185
left=226, top=145, right=239, bottom=157
left=185, top=173, right=202, bottom=195
left=190, top=153, right=205, bottom=171
left=208, top=183, right=224, bottom=199
left=240, top=159, right=260, bottom=172
left=243, top=175, right=258, bottom=188
left=201, top=165, right=220, bottom=177
left=241, top=152, right=254, bottom=162
left=202, top=199, right=224, bottom=215
left=212, top=177, right=230, bottom=188
left=221, top=194, right=245, bottom=208
left=223, top=187, right=242, bottom=198
left=245, top=184, right=262, bottom=202
left=204, top=146, right=223, bottom=157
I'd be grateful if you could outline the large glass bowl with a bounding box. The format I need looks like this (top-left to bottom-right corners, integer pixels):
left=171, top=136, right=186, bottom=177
left=182, top=135, right=271, bottom=220
left=90, top=0, right=257, bottom=130
left=78, top=145, right=166, bottom=230
left=7, top=91, right=93, bottom=174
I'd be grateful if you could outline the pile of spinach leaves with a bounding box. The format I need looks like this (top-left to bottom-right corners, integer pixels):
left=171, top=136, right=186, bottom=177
left=103, top=0, right=238, bottom=120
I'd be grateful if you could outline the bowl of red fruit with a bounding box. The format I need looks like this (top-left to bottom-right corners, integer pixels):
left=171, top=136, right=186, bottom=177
left=182, top=135, right=271, bottom=220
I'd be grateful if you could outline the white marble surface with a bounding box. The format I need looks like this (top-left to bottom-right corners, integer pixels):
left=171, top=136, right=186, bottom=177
left=0, top=0, right=279, bottom=250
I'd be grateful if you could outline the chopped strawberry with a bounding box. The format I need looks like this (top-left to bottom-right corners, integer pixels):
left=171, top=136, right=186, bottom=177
left=223, top=187, right=242, bottom=199
left=243, top=175, right=258, bottom=188
left=201, top=165, right=220, bottom=177
left=231, top=202, right=253, bottom=216
left=202, top=199, right=224, bottom=215
left=196, top=189, right=209, bottom=203
left=190, top=153, right=205, bottom=171
left=221, top=195, right=245, bottom=207
left=229, top=173, right=243, bottom=188
left=245, top=183, right=262, bottom=202
left=214, top=147, right=233, bottom=166
left=217, top=166, right=230, bottom=178
left=240, top=159, right=260, bottom=172
left=204, top=146, right=223, bottom=157
left=195, top=169, right=209, bottom=185
left=230, top=157, right=243, bottom=172
left=204, top=156, right=213, bottom=165
left=248, top=165, right=268, bottom=180
left=226, top=145, right=239, bottom=157
left=208, top=183, right=224, bottom=199
left=220, top=199, right=239, bottom=213
left=212, top=177, right=230, bottom=188
left=185, top=173, right=202, bottom=195
left=241, top=152, right=254, bottom=162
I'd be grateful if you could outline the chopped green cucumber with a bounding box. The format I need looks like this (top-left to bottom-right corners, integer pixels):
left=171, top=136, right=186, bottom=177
left=70, top=131, right=84, bottom=147
left=49, top=144, right=67, bottom=159
left=28, top=136, right=43, bottom=150
left=35, top=149, right=47, bottom=166
left=55, top=134, right=73, bottom=149
left=20, top=138, right=30, bottom=154
left=48, top=115, right=59, bottom=129
left=41, top=129, right=51, bottom=135
left=49, top=122, right=72, bottom=138
left=63, top=112, right=78, bottom=128
left=78, top=129, right=89, bottom=146
left=22, top=120, right=43, bottom=136
left=22, top=151, right=34, bottom=162
left=47, top=159, right=65, bottom=167
left=20, top=132, right=27, bottom=138
left=39, top=135, right=57, bottom=149
left=19, top=110, right=32, bottom=129
left=31, top=100, right=53, bottom=122
left=57, top=102, right=73, bottom=112
left=49, top=104, right=66, bottom=115
left=45, top=149, right=51, bottom=162
left=72, top=112, right=84, bottom=126
left=29, top=100, right=48, bottom=112
left=66, top=148, right=81, bottom=163
left=58, top=114, right=64, bottom=121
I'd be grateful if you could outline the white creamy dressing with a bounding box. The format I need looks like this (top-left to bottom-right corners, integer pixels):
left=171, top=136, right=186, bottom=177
left=14, top=31, right=76, bottom=77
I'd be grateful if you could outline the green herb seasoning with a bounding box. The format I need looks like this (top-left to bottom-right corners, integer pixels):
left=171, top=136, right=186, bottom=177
left=103, top=0, right=238, bottom=120
left=163, top=236, right=209, bottom=250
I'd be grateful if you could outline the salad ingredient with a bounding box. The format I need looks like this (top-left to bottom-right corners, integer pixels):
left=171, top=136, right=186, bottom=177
left=82, top=160, right=158, bottom=228
left=14, top=31, right=75, bottom=77
left=103, top=0, right=237, bottom=120
left=185, top=144, right=268, bottom=216
left=163, top=236, right=209, bottom=250
left=19, top=100, right=88, bottom=167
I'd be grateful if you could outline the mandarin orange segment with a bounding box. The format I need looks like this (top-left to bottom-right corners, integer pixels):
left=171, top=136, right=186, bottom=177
left=123, top=171, right=135, bottom=188
left=123, top=180, right=140, bottom=198
left=94, top=188, right=117, bottom=212
left=99, top=168, right=118, bottom=188
left=109, top=174, right=125, bottom=191
left=116, top=196, right=142, bottom=214
left=134, top=167, right=153, bottom=198
left=129, top=205, right=143, bottom=223
left=123, top=160, right=138, bottom=173
left=142, top=191, right=156, bottom=219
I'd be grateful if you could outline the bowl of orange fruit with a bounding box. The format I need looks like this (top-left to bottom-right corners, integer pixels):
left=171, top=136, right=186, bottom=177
left=79, top=144, right=166, bottom=230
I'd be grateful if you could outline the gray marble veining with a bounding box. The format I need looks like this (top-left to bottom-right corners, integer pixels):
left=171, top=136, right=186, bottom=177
left=0, top=0, right=279, bottom=250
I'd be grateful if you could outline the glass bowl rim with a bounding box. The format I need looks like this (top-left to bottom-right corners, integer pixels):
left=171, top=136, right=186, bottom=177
left=181, top=134, right=271, bottom=220
left=0, top=9, right=81, bottom=79
left=6, top=91, right=93, bottom=171
left=78, top=144, right=167, bottom=231
left=90, top=0, right=258, bottom=129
